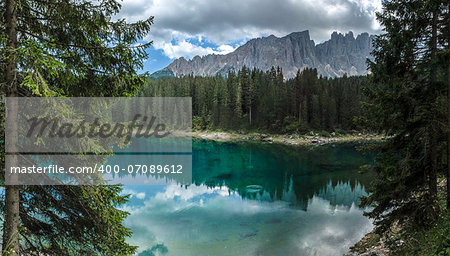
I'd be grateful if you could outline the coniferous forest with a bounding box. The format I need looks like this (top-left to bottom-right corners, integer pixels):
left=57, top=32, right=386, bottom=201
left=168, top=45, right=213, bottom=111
left=141, top=67, right=366, bottom=133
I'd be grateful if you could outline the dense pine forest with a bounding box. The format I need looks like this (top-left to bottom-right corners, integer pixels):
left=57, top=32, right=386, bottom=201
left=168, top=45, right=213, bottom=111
left=141, top=67, right=366, bottom=134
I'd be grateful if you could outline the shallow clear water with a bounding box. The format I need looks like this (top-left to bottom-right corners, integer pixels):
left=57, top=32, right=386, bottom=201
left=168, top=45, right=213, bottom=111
left=119, top=139, right=375, bottom=256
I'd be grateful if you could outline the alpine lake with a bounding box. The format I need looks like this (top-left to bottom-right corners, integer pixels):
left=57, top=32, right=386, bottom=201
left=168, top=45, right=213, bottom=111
left=111, top=138, right=376, bottom=256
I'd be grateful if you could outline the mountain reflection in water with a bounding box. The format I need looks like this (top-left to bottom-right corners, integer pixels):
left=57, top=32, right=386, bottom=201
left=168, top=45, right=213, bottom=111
left=114, top=139, right=376, bottom=256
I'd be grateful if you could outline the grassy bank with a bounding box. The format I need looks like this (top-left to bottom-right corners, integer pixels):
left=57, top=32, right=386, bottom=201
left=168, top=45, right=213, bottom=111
left=351, top=178, right=450, bottom=256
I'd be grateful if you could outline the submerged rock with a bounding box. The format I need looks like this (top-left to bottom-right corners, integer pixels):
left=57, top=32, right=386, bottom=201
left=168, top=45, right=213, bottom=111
left=241, top=232, right=257, bottom=239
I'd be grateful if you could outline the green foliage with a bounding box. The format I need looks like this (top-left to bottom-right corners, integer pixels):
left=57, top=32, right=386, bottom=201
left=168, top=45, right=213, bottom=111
left=360, top=0, right=449, bottom=236
left=1, top=0, right=153, bottom=97
left=142, top=67, right=367, bottom=133
left=0, top=0, right=154, bottom=254
left=391, top=181, right=450, bottom=256
left=15, top=185, right=137, bottom=255
left=404, top=209, right=450, bottom=255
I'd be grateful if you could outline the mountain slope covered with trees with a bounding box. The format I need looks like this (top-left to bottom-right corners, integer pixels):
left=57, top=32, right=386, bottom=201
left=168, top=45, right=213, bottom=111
left=142, top=67, right=366, bottom=133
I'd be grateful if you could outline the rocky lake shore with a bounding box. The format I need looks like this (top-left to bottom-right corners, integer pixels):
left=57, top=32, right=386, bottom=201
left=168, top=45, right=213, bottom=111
left=191, top=130, right=384, bottom=146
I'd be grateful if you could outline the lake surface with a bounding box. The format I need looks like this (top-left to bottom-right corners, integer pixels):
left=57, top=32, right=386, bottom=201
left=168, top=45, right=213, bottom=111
left=120, top=139, right=375, bottom=256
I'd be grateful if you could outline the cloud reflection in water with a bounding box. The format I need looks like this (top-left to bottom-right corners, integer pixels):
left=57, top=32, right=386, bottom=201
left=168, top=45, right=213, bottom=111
left=124, top=181, right=373, bottom=256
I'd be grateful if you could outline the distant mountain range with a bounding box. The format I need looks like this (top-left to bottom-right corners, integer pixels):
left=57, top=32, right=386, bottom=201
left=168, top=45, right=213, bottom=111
left=152, top=30, right=375, bottom=79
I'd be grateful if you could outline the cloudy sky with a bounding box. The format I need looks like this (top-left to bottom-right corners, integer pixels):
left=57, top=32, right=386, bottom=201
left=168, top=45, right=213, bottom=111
left=116, top=0, right=383, bottom=73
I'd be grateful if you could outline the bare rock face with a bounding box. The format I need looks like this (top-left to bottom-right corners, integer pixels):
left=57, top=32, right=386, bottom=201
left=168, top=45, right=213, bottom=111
left=156, top=30, right=375, bottom=79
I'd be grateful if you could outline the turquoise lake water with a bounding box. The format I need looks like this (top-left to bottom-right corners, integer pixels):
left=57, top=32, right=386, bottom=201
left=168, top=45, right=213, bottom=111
left=120, top=139, right=376, bottom=256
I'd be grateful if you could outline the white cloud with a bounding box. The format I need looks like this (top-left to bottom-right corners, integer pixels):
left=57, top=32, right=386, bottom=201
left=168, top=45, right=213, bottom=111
left=154, top=40, right=237, bottom=59
left=153, top=184, right=234, bottom=201
left=135, top=192, right=146, bottom=199
left=116, top=0, right=383, bottom=59
left=216, top=44, right=235, bottom=54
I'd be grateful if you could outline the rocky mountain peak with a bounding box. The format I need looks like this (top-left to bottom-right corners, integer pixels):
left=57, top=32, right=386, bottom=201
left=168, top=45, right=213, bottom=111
left=287, top=30, right=311, bottom=40
left=156, top=30, right=375, bottom=79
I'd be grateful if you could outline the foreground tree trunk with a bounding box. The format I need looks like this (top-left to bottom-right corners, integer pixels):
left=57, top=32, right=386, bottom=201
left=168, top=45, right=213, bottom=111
left=2, top=186, right=20, bottom=256
left=2, top=0, right=20, bottom=254
left=3, top=99, right=19, bottom=256
left=428, top=7, right=438, bottom=203
left=447, top=59, right=450, bottom=211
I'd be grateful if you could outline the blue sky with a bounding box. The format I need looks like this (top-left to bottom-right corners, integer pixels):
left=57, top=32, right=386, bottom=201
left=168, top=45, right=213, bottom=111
left=142, top=37, right=247, bottom=73
left=116, top=0, right=383, bottom=74
left=142, top=47, right=172, bottom=74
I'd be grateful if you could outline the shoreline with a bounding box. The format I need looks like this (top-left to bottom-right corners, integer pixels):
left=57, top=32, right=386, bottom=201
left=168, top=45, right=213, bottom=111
left=193, top=130, right=388, bottom=256
left=191, top=130, right=384, bottom=146
left=190, top=130, right=386, bottom=256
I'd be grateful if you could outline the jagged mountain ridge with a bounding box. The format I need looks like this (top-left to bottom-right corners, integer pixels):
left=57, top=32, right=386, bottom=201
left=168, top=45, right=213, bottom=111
left=153, top=30, right=375, bottom=79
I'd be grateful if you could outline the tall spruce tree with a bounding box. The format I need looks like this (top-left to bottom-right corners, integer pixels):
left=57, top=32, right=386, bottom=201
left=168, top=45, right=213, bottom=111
left=0, top=0, right=153, bottom=254
left=360, top=0, right=449, bottom=231
left=144, top=67, right=366, bottom=133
